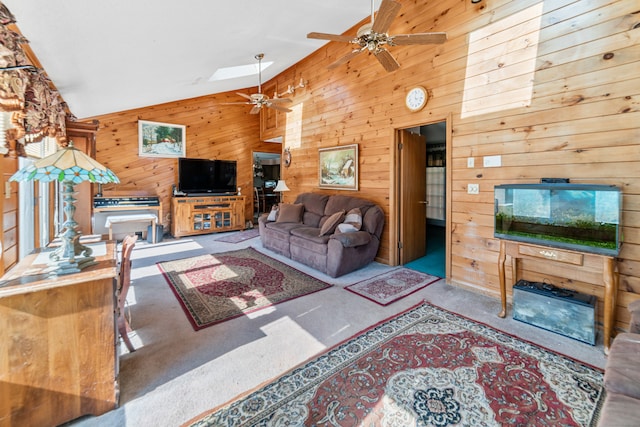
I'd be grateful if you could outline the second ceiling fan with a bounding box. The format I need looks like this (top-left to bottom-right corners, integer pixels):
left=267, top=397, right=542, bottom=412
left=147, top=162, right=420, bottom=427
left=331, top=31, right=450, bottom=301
left=307, top=0, right=447, bottom=72
left=223, top=53, right=292, bottom=115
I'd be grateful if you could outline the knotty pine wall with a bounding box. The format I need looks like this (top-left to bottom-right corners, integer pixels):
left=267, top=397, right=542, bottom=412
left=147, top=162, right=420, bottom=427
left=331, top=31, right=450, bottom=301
left=88, top=0, right=640, bottom=331
left=90, top=91, right=276, bottom=227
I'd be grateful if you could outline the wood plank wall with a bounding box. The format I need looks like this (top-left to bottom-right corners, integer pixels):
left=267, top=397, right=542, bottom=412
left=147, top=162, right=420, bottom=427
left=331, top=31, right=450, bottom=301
left=88, top=0, right=640, bottom=331
left=88, top=90, right=279, bottom=227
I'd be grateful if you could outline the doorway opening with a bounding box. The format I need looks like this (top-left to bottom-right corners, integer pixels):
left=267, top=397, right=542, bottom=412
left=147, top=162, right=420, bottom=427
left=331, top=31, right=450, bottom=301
left=397, top=120, right=448, bottom=279
left=252, top=151, right=281, bottom=222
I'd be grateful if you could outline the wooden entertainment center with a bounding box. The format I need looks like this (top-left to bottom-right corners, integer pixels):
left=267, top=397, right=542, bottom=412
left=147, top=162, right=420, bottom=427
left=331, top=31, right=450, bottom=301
left=171, top=195, right=245, bottom=237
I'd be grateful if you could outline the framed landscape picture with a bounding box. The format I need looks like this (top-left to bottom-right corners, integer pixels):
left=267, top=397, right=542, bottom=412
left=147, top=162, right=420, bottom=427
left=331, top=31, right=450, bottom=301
left=138, top=120, right=186, bottom=158
left=318, top=144, right=358, bottom=190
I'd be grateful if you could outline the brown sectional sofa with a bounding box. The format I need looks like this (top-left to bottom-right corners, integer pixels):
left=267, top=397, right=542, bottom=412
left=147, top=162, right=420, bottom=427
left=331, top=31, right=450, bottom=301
left=258, top=192, right=385, bottom=277
left=598, top=299, right=640, bottom=426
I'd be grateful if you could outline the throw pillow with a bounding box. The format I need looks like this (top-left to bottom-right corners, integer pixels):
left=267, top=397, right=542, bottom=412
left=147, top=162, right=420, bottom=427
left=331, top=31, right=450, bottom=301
left=276, top=203, right=304, bottom=223
left=343, top=207, right=362, bottom=231
left=267, top=205, right=278, bottom=222
left=319, top=210, right=345, bottom=236
left=336, top=223, right=359, bottom=233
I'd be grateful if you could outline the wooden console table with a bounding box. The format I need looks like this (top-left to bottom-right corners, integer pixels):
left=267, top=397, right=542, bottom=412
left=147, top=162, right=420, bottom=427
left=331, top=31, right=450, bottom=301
left=498, top=240, right=618, bottom=354
left=0, top=242, right=118, bottom=426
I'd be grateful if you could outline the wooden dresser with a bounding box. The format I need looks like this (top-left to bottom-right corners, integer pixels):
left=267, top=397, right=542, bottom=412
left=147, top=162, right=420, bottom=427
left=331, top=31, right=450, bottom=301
left=0, top=242, right=118, bottom=427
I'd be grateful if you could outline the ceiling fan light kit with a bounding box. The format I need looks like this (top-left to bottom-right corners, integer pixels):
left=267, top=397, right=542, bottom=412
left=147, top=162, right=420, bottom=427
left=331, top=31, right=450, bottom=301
left=221, top=53, right=293, bottom=114
left=307, top=0, right=447, bottom=72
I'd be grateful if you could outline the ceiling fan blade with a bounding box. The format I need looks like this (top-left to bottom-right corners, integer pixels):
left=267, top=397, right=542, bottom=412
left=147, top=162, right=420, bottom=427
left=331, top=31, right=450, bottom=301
left=236, top=92, right=253, bottom=100
left=390, top=32, right=447, bottom=45
left=220, top=102, right=252, bottom=105
left=268, top=104, right=293, bottom=113
left=374, top=49, right=400, bottom=72
left=269, top=97, right=292, bottom=104
left=327, top=49, right=364, bottom=69
left=249, top=105, right=261, bottom=114
left=371, top=0, right=402, bottom=34
left=307, top=32, right=355, bottom=43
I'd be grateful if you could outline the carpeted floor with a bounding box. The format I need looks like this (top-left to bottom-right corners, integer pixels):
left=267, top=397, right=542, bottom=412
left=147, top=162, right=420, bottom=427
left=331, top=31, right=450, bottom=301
left=67, top=230, right=607, bottom=427
left=405, top=225, right=445, bottom=278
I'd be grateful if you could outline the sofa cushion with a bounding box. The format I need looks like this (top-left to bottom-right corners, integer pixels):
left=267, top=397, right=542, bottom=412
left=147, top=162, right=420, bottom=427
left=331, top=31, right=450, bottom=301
left=294, top=193, right=329, bottom=228
left=324, top=195, right=373, bottom=217
left=330, top=231, right=372, bottom=248
left=342, top=207, right=362, bottom=230
left=265, top=221, right=304, bottom=232
left=291, top=233, right=330, bottom=253
left=628, top=299, right=640, bottom=334
left=276, top=203, right=304, bottom=223
left=604, top=333, right=640, bottom=399
left=337, top=223, right=359, bottom=233
left=596, top=392, right=640, bottom=427
left=319, top=210, right=345, bottom=236
left=295, top=193, right=329, bottom=217
left=267, top=205, right=278, bottom=221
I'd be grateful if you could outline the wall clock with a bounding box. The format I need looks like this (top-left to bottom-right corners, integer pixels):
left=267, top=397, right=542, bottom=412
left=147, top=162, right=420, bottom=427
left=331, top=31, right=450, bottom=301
left=283, top=148, right=291, bottom=167
left=405, top=86, right=429, bottom=112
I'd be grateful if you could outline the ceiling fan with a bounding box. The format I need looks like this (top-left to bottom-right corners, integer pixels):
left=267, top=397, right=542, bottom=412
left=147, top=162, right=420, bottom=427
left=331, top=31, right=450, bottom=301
left=307, top=0, right=447, bottom=72
left=222, top=53, right=292, bottom=114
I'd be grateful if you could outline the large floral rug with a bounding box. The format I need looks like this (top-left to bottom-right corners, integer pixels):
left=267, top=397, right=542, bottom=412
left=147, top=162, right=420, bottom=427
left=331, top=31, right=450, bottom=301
left=157, top=248, right=331, bottom=330
left=187, top=302, right=604, bottom=426
left=346, top=268, right=440, bottom=305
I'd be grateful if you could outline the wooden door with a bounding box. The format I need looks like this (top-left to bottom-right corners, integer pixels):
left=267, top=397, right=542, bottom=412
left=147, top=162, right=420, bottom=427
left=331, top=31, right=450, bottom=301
left=0, top=155, right=18, bottom=275
left=398, top=129, right=426, bottom=264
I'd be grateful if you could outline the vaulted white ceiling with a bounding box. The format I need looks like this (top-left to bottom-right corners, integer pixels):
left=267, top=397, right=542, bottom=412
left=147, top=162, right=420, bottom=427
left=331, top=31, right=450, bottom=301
left=6, top=1, right=375, bottom=118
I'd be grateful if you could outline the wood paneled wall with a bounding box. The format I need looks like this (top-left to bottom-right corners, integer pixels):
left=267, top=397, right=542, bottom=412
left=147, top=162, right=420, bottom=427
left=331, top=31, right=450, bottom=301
left=88, top=90, right=281, bottom=227
left=88, top=0, right=639, bottom=331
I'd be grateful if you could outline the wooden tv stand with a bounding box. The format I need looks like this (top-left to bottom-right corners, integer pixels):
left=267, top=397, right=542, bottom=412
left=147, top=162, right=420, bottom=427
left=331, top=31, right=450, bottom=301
left=497, top=240, right=619, bottom=354
left=171, top=195, right=245, bottom=237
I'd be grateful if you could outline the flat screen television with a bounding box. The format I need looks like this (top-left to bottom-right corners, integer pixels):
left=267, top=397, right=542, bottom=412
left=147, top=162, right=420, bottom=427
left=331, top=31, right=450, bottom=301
left=177, top=158, right=237, bottom=195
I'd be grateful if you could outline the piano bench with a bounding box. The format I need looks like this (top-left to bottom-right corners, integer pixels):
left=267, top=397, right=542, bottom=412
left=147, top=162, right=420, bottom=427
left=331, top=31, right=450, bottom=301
left=105, top=214, right=158, bottom=243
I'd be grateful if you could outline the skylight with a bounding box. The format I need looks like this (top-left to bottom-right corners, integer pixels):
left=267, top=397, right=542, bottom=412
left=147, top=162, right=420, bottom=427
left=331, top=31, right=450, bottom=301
left=208, top=61, right=273, bottom=82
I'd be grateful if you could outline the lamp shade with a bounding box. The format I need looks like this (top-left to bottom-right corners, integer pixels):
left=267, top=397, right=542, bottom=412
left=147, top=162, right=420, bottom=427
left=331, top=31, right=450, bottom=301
left=10, top=143, right=119, bottom=184
left=273, top=180, right=290, bottom=192
left=8, top=142, right=119, bottom=275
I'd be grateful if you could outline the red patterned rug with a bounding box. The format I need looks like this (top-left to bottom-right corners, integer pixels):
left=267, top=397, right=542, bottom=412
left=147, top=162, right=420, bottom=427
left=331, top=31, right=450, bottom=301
left=186, top=302, right=604, bottom=426
left=346, top=268, right=440, bottom=305
left=157, top=247, right=331, bottom=330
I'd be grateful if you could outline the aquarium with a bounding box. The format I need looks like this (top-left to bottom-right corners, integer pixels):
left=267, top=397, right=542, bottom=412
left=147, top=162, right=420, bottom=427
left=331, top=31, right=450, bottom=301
left=494, top=183, right=622, bottom=256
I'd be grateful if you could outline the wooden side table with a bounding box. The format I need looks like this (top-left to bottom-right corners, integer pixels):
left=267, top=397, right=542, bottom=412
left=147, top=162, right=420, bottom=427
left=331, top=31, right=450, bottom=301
left=498, top=240, right=618, bottom=354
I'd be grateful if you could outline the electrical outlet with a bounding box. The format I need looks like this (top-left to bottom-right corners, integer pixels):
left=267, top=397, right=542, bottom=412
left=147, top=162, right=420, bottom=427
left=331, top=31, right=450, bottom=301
left=467, top=157, right=474, bottom=168
left=468, top=183, right=479, bottom=194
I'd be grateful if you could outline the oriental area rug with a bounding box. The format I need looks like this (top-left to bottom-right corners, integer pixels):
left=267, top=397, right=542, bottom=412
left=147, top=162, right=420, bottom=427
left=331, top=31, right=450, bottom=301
left=346, top=268, right=440, bottom=305
left=157, top=247, right=331, bottom=330
left=187, top=302, right=604, bottom=426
